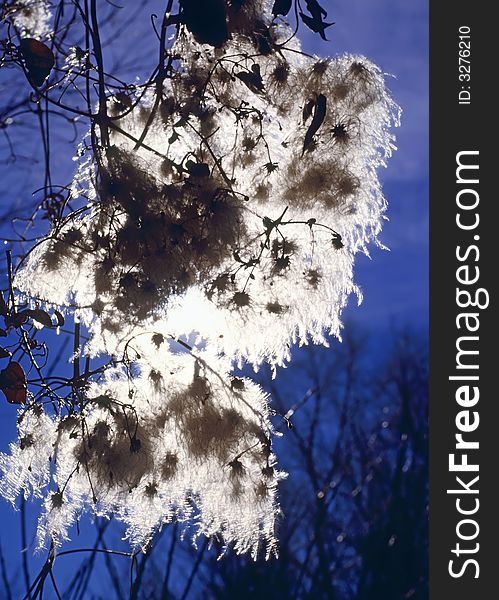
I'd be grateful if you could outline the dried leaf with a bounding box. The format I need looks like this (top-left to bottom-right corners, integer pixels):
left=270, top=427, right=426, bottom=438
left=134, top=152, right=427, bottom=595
left=299, top=3, right=334, bottom=41
left=303, top=94, right=327, bottom=153
left=305, top=0, right=328, bottom=20
left=299, top=14, right=334, bottom=40
left=28, top=309, right=53, bottom=328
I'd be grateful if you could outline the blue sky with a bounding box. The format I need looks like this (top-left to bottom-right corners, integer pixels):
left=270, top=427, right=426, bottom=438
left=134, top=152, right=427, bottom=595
left=0, top=0, right=428, bottom=594
left=311, top=0, right=429, bottom=332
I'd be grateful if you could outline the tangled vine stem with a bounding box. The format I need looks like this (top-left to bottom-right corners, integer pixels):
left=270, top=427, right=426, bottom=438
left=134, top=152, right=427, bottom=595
left=0, top=0, right=399, bottom=593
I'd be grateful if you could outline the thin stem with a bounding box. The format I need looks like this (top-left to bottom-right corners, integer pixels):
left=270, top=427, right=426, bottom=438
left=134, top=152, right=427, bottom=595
left=90, top=0, right=109, bottom=148
left=133, top=0, right=175, bottom=150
